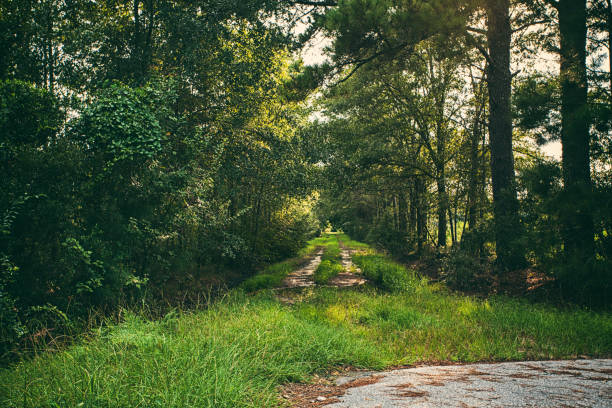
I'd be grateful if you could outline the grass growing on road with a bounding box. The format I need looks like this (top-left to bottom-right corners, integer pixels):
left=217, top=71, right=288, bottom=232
left=241, top=234, right=336, bottom=291
left=2, top=233, right=611, bottom=408
left=314, top=234, right=344, bottom=284
left=352, top=252, right=420, bottom=292
left=314, top=260, right=344, bottom=284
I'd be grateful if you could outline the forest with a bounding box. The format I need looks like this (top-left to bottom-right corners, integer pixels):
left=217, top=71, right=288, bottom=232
left=0, top=0, right=611, bottom=405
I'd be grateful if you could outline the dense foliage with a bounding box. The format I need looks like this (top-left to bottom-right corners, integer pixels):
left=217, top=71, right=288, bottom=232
left=0, top=1, right=321, bottom=357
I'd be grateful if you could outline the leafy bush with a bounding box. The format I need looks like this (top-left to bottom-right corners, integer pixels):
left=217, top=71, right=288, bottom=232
left=69, top=84, right=163, bottom=168
left=0, top=79, right=63, bottom=148
left=440, top=249, right=491, bottom=292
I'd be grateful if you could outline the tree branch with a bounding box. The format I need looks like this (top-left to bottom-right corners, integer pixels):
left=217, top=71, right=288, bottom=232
left=464, top=31, right=492, bottom=66
left=291, top=0, right=338, bottom=6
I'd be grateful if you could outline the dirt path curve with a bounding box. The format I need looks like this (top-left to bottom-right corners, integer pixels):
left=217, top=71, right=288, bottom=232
left=321, top=359, right=612, bottom=407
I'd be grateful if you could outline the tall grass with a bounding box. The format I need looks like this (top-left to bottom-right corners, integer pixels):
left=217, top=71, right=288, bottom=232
left=352, top=253, right=421, bottom=292
left=1, top=293, right=385, bottom=408
left=295, top=287, right=612, bottom=365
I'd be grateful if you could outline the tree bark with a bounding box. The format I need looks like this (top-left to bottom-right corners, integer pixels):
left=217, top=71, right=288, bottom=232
left=409, top=181, right=418, bottom=247
left=558, top=0, right=594, bottom=260
left=467, top=74, right=486, bottom=230
left=485, top=0, right=525, bottom=270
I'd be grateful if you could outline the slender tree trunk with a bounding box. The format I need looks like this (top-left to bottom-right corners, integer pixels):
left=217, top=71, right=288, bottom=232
left=436, top=170, right=447, bottom=247
left=409, top=181, right=418, bottom=247
left=416, top=178, right=427, bottom=252
left=467, top=77, right=485, bottom=230
left=392, top=195, right=399, bottom=231
left=467, top=116, right=481, bottom=230
left=398, top=192, right=408, bottom=234
left=486, top=0, right=525, bottom=270
left=558, top=0, right=594, bottom=260
left=607, top=0, right=612, bottom=99
left=448, top=207, right=455, bottom=244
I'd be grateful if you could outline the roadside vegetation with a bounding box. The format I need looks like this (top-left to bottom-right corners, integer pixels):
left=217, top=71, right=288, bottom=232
left=3, top=234, right=611, bottom=408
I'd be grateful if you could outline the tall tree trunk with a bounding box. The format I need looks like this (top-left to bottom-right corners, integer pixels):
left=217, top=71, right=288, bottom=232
left=467, top=115, right=481, bottom=230
left=448, top=207, right=455, bottom=244
left=558, top=0, right=594, bottom=260
left=467, top=74, right=486, bottom=230
left=486, top=0, right=525, bottom=270
left=392, top=195, right=399, bottom=231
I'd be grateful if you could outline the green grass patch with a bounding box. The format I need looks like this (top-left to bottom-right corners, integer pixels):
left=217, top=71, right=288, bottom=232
left=336, top=234, right=421, bottom=292
left=320, top=237, right=341, bottom=263
left=337, top=233, right=370, bottom=249
left=240, top=259, right=297, bottom=292
left=294, top=287, right=612, bottom=365
left=297, top=234, right=337, bottom=258
left=1, top=293, right=385, bottom=408
left=3, top=289, right=611, bottom=407
left=353, top=253, right=420, bottom=292
left=314, top=260, right=344, bottom=284
left=313, top=234, right=344, bottom=284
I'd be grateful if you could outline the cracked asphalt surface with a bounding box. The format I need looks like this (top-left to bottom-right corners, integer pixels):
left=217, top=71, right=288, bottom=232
left=328, top=359, right=612, bottom=408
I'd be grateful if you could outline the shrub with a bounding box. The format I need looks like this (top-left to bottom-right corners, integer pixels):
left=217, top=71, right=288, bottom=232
left=440, top=249, right=491, bottom=292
